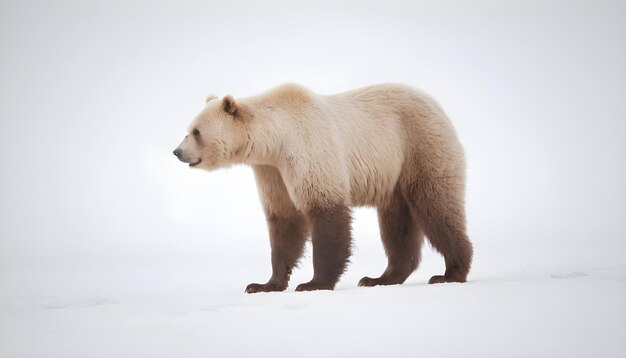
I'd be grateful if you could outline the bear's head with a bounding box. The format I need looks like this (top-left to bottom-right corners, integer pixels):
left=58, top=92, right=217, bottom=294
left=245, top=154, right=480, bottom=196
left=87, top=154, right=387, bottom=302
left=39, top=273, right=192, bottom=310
left=173, top=94, right=252, bottom=170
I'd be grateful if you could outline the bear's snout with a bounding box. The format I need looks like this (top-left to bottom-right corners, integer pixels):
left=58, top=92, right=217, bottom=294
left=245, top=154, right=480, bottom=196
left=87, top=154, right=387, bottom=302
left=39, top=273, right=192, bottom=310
left=173, top=147, right=201, bottom=167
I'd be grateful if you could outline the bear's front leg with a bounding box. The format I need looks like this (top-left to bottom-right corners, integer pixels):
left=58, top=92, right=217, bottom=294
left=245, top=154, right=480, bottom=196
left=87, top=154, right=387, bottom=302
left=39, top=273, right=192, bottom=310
left=245, top=214, right=307, bottom=293
left=295, top=205, right=353, bottom=292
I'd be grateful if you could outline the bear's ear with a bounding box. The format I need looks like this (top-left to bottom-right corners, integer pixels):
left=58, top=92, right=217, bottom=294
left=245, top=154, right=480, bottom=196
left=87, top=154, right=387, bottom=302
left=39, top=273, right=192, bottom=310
left=222, top=95, right=238, bottom=116
left=205, top=94, right=218, bottom=103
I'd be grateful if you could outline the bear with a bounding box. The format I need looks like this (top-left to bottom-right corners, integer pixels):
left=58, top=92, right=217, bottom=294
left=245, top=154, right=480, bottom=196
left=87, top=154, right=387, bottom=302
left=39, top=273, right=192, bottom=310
left=173, top=83, right=473, bottom=293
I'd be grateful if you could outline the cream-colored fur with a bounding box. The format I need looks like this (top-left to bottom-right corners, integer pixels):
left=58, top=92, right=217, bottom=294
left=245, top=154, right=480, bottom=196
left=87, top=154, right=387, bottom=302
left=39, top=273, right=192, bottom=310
left=178, top=83, right=465, bottom=215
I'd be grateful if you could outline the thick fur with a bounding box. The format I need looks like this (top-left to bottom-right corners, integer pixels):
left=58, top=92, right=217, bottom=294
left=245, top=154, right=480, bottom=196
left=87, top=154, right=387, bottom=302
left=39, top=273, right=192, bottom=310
left=174, top=83, right=473, bottom=292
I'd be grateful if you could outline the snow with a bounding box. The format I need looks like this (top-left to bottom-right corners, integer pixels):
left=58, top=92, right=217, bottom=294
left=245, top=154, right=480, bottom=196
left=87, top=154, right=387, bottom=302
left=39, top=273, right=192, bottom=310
left=1, top=260, right=625, bottom=357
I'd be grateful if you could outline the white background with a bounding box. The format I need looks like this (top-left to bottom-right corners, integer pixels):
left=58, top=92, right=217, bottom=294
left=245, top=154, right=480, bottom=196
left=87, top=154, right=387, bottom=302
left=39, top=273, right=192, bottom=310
left=1, top=1, right=625, bottom=357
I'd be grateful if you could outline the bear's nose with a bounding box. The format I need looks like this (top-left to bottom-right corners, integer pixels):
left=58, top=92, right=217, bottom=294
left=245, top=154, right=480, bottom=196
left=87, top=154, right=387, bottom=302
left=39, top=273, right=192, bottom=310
left=173, top=148, right=182, bottom=158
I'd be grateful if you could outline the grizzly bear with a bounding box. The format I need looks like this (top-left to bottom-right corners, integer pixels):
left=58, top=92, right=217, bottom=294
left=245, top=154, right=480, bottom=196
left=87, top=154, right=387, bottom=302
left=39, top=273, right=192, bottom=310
left=173, top=84, right=473, bottom=293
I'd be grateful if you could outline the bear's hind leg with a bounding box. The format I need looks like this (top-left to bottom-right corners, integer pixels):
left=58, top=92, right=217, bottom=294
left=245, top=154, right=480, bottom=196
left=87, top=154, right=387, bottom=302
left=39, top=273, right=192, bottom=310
left=359, top=190, right=423, bottom=287
left=295, top=205, right=352, bottom=292
left=411, top=200, right=473, bottom=284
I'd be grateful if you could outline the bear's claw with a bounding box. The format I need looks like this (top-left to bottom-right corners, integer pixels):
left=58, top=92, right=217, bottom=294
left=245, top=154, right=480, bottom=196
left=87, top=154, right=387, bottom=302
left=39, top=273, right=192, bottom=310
left=358, top=276, right=377, bottom=287
left=428, top=275, right=466, bottom=284
left=245, top=282, right=286, bottom=294
left=295, top=281, right=334, bottom=292
left=358, top=276, right=405, bottom=287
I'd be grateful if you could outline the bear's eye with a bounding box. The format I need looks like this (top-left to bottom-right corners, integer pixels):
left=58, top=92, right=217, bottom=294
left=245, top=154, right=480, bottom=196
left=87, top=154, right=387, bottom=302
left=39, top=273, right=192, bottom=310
left=192, top=129, right=200, bottom=137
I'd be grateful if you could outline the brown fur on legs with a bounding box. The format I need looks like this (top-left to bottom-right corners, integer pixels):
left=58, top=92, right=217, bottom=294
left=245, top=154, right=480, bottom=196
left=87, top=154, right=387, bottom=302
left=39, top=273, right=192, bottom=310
left=409, top=198, right=473, bottom=284
left=295, top=205, right=352, bottom=291
left=426, top=230, right=473, bottom=284
left=359, top=189, right=424, bottom=287
left=247, top=165, right=308, bottom=294
left=245, top=214, right=308, bottom=293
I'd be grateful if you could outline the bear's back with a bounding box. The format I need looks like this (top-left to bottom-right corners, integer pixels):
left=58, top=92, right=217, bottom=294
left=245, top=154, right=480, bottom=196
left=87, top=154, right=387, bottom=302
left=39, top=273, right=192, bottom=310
left=252, top=84, right=460, bottom=208
left=319, top=86, right=406, bottom=206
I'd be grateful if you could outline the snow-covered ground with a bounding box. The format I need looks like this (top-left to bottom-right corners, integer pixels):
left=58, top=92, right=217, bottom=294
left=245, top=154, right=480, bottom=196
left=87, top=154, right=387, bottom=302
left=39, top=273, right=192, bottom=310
left=1, top=254, right=624, bottom=357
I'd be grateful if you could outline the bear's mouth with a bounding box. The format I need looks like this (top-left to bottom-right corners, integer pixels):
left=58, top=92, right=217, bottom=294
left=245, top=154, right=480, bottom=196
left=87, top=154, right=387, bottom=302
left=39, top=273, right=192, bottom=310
left=189, top=159, right=201, bottom=167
